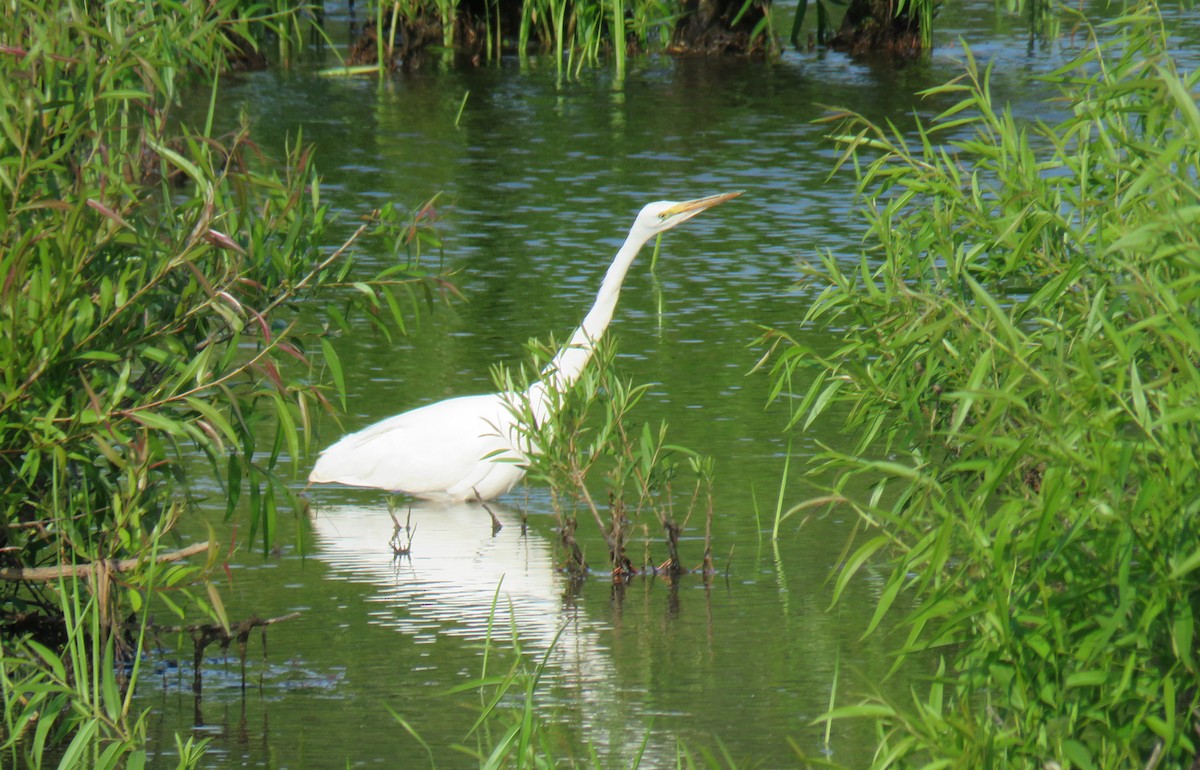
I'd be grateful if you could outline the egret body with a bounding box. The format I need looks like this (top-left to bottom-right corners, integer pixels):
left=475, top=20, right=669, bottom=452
left=308, top=192, right=740, bottom=501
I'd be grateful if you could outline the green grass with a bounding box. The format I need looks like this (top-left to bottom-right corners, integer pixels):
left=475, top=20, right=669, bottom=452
left=768, top=2, right=1200, bottom=767
left=366, top=0, right=752, bottom=74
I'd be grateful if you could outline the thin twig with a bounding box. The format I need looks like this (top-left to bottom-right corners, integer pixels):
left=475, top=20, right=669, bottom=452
left=155, top=611, right=301, bottom=636
left=1144, top=739, right=1164, bottom=770
left=574, top=472, right=615, bottom=553
left=0, top=541, right=210, bottom=582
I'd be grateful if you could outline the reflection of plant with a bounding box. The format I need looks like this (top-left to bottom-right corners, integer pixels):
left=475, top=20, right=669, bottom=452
left=495, top=338, right=716, bottom=579
left=770, top=4, right=1200, bottom=766
left=790, top=0, right=847, bottom=48
left=1003, top=0, right=1061, bottom=41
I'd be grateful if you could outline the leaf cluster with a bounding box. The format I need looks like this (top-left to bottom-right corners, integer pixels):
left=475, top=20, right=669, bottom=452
left=768, top=3, right=1200, bottom=767
left=496, top=337, right=716, bottom=576
left=1, top=0, right=450, bottom=760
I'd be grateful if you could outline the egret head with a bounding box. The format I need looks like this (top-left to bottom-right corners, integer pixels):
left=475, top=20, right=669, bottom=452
left=633, top=191, right=742, bottom=238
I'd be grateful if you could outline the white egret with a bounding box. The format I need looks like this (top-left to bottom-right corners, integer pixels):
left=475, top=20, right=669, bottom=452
left=308, top=191, right=740, bottom=502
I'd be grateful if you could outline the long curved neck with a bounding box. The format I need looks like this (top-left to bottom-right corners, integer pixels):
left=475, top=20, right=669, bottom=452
left=526, top=226, right=653, bottom=421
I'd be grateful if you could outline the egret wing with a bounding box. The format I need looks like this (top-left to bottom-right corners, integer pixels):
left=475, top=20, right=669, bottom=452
left=309, top=394, right=522, bottom=498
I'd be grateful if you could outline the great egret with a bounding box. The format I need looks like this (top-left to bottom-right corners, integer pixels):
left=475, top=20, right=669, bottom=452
left=308, top=191, right=740, bottom=501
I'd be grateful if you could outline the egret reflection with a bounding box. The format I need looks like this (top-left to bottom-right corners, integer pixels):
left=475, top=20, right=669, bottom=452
left=309, top=500, right=673, bottom=762
left=310, top=501, right=582, bottom=647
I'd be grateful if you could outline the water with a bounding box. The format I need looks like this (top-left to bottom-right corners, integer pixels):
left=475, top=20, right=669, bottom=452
left=145, top=4, right=1200, bottom=766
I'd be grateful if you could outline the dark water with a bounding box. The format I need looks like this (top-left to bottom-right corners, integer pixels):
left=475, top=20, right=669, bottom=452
left=144, top=3, right=1200, bottom=767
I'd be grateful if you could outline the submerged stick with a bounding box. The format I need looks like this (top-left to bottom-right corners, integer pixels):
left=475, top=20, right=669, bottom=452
left=157, top=612, right=301, bottom=695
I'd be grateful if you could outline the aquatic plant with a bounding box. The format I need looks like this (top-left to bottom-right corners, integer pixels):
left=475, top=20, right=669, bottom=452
left=346, top=0, right=771, bottom=73
left=789, top=0, right=1059, bottom=54
left=1, top=571, right=209, bottom=769
left=767, top=2, right=1200, bottom=766
left=496, top=337, right=717, bottom=579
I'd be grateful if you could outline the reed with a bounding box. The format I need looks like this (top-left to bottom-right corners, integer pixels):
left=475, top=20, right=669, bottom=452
left=769, top=2, right=1200, bottom=766
left=370, top=0, right=762, bottom=73
left=1, top=566, right=209, bottom=769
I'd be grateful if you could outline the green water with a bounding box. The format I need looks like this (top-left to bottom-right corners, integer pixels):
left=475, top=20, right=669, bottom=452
left=144, top=3, right=1200, bottom=767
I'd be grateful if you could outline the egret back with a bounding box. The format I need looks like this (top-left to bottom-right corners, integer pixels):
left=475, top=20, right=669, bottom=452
left=308, top=394, right=528, bottom=501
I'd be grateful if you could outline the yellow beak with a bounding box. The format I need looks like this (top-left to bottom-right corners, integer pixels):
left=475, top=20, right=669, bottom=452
left=661, top=191, right=743, bottom=218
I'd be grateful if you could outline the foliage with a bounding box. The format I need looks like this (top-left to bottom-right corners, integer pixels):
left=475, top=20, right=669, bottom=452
left=790, top=0, right=930, bottom=53
left=790, top=0, right=1058, bottom=54
left=496, top=337, right=717, bottom=578
left=1, top=576, right=208, bottom=769
left=766, top=3, right=1200, bottom=767
left=512, top=0, right=676, bottom=73
left=347, top=0, right=765, bottom=76
left=0, top=0, right=448, bottom=761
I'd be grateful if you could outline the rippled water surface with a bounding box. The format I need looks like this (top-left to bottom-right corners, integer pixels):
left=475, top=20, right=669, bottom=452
left=144, top=3, right=1200, bottom=766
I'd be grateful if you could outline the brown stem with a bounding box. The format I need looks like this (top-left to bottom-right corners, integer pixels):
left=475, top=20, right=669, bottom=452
left=0, top=541, right=210, bottom=582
